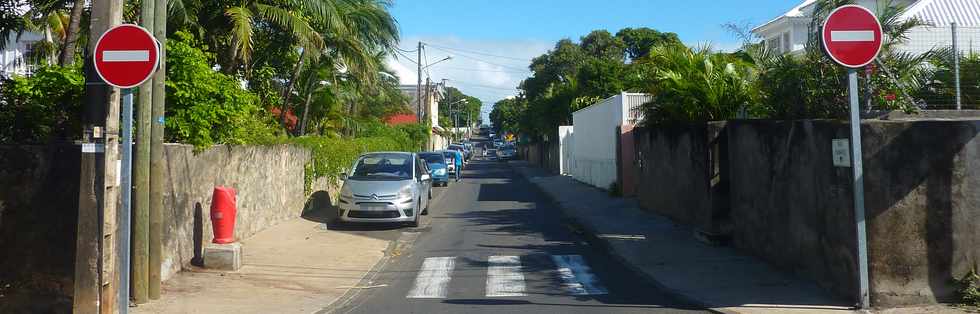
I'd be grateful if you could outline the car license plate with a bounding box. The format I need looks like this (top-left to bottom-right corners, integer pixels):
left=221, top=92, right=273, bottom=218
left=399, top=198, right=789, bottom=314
left=360, top=204, right=387, bottom=211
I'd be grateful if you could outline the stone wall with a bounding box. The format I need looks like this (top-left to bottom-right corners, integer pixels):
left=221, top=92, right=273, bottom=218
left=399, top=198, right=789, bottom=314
left=726, top=119, right=980, bottom=306
left=160, top=144, right=326, bottom=280
left=0, top=143, right=331, bottom=293
left=0, top=145, right=80, bottom=303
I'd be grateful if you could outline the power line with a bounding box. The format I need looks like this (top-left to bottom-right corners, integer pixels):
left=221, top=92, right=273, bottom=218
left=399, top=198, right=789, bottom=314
left=426, top=45, right=529, bottom=72
left=394, top=50, right=418, bottom=64
left=450, top=79, right=518, bottom=91
left=425, top=43, right=532, bottom=62
left=438, top=65, right=530, bottom=74
left=395, top=46, right=419, bottom=53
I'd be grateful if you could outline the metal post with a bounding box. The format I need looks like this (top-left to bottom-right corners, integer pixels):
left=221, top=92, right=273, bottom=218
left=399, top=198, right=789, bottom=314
left=952, top=22, right=962, bottom=110
left=118, top=89, right=133, bottom=313
left=848, top=69, right=870, bottom=309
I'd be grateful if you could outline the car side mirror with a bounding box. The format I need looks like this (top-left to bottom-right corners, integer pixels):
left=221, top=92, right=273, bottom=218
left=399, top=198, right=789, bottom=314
left=339, top=172, right=347, bottom=180
left=420, top=174, right=431, bottom=181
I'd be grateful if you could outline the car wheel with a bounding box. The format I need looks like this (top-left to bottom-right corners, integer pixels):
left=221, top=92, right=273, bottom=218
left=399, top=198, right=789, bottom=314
left=407, top=201, right=420, bottom=228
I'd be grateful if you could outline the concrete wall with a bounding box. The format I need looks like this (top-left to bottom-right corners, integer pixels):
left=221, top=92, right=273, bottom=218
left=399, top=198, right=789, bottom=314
left=572, top=97, right=622, bottom=189
left=727, top=119, right=980, bottom=306
left=633, top=122, right=730, bottom=235
left=558, top=126, right=574, bottom=175
left=160, top=144, right=327, bottom=280
left=0, top=145, right=80, bottom=301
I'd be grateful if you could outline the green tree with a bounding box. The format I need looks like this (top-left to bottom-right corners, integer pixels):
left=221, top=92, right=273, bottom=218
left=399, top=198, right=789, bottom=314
left=0, top=64, right=84, bottom=143
left=615, top=27, right=682, bottom=60
left=580, top=29, right=626, bottom=61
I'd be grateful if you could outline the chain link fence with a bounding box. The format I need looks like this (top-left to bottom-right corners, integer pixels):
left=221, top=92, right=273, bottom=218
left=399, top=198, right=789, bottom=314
left=901, top=24, right=980, bottom=110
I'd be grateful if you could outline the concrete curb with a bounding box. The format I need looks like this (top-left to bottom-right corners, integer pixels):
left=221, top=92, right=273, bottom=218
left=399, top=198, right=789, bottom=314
left=507, top=162, right=732, bottom=314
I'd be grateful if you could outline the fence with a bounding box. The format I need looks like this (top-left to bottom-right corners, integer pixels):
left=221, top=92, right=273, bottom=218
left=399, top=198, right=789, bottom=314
left=900, top=24, right=980, bottom=110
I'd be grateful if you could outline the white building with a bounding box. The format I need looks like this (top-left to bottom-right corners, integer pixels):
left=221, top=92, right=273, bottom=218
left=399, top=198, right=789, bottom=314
left=753, top=0, right=980, bottom=56
left=1, top=32, right=43, bottom=78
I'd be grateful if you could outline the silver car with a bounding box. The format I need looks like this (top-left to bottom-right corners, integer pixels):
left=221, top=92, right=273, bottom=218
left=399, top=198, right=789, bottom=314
left=338, top=152, right=433, bottom=227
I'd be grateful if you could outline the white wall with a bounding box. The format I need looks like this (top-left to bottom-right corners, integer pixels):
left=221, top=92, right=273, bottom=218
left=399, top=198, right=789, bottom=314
left=558, top=126, right=574, bottom=176
left=571, top=95, right=624, bottom=189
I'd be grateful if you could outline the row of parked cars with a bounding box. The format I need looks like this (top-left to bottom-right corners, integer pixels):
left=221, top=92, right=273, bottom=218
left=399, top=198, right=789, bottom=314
left=335, top=141, right=475, bottom=227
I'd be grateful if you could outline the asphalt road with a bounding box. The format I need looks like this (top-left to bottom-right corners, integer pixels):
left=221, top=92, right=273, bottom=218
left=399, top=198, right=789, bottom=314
left=326, top=137, right=706, bottom=314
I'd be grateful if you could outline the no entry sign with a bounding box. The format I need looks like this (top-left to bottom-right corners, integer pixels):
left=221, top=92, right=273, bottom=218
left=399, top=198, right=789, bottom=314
left=821, top=5, right=883, bottom=68
left=93, top=24, right=160, bottom=88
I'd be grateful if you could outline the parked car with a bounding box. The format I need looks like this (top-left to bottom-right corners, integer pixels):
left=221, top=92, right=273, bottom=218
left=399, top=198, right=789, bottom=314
left=440, top=150, right=463, bottom=181
left=485, top=148, right=497, bottom=160
left=419, top=152, right=450, bottom=187
left=497, top=144, right=516, bottom=161
left=338, top=152, right=432, bottom=227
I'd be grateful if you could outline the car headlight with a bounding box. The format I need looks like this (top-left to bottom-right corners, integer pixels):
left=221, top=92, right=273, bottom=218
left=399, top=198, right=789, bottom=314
left=340, top=185, right=353, bottom=199
left=398, top=186, right=414, bottom=200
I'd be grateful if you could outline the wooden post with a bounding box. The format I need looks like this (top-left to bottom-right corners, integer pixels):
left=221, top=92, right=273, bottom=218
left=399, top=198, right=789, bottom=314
left=74, top=0, right=123, bottom=312
left=148, top=0, right=167, bottom=299
left=131, top=0, right=154, bottom=304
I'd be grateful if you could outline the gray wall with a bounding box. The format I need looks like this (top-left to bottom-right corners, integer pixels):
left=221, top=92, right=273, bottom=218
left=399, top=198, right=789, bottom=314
left=0, top=143, right=332, bottom=297
left=0, top=145, right=79, bottom=303
left=726, top=119, right=980, bottom=306
left=633, top=122, right=730, bottom=235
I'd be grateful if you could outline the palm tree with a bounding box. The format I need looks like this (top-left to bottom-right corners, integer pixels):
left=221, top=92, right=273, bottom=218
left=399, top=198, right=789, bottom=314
left=279, top=0, right=398, bottom=133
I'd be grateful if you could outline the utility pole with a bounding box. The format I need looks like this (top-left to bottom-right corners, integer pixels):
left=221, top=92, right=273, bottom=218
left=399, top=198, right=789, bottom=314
left=148, top=0, right=167, bottom=299
left=75, top=0, right=123, bottom=311
left=442, top=79, right=450, bottom=141
left=416, top=42, right=423, bottom=123
left=952, top=22, right=961, bottom=110
left=132, top=0, right=154, bottom=303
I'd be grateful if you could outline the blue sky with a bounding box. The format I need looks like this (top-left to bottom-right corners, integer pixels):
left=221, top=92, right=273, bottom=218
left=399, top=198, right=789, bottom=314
left=383, top=0, right=803, bottom=122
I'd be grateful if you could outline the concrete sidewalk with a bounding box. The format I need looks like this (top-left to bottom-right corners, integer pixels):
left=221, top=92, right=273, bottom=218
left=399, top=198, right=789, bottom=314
left=509, top=161, right=855, bottom=314
left=133, top=217, right=389, bottom=314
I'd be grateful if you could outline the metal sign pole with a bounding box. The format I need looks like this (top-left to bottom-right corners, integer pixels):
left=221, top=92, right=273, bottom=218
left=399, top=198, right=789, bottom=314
left=847, top=69, right=870, bottom=309
left=119, top=88, right=134, bottom=313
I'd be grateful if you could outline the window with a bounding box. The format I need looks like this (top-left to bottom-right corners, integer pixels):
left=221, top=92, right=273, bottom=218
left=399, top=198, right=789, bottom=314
left=766, top=36, right=782, bottom=53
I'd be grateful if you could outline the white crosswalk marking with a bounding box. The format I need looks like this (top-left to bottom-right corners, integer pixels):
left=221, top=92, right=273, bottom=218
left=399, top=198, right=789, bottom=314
left=407, top=257, right=456, bottom=298
left=551, top=255, right=608, bottom=295
left=486, top=255, right=526, bottom=297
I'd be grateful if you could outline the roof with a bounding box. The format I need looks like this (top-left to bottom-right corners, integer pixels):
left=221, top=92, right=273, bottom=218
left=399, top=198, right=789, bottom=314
left=385, top=113, right=417, bottom=125
left=753, top=0, right=816, bottom=32
left=899, top=0, right=980, bottom=26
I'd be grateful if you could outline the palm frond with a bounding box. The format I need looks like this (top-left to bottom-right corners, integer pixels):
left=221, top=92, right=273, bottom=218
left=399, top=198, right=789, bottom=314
left=256, top=3, right=323, bottom=51
left=225, top=6, right=254, bottom=65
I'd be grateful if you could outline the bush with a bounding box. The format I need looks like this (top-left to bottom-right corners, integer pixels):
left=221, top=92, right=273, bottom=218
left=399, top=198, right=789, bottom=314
left=165, top=31, right=281, bottom=149
left=0, top=65, right=84, bottom=143
left=640, top=45, right=761, bottom=124
left=288, top=129, right=426, bottom=192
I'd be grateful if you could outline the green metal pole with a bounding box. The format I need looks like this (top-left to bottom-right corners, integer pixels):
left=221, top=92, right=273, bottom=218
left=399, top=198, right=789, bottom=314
left=148, top=0, right=167, bottom=299
left=132, top=0, right=154, bottom=304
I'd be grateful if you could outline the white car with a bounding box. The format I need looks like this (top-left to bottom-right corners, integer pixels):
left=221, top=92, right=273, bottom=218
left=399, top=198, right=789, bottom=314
left=338, top=152, right=433, bottom=227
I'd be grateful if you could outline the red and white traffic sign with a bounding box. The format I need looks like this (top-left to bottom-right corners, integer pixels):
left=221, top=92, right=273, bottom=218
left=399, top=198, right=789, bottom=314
left=93, top=24, right=160, bottom=88
left=821, top=5, right=883, bottom=68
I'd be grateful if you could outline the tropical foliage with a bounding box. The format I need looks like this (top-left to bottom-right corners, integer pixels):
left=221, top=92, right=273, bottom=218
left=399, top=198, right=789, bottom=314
left=493, top=0, right=953, bottom=138
left=0, top=64, right=84, bottom=143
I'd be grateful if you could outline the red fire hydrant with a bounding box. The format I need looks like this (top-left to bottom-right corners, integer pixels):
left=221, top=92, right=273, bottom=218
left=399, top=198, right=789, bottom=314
left=210, top=186, right=237, bottom=244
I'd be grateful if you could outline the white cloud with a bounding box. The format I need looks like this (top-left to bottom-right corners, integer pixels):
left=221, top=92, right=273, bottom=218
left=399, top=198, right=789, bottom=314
left=384, top=35, right=551, bottom=121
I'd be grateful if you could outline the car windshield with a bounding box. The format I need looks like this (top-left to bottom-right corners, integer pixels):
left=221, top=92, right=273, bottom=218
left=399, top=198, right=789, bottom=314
left=419, top=153, right=445, bottom=164
left=442, top=152, right=455, bottom=161
left=350, top=154, right=412, bottom=180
